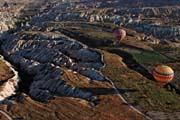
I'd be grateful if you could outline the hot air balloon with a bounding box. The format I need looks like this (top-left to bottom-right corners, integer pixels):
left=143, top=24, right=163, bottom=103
left=153, top=65, right=174, bottom=83
left=113, top=29, right=126, bottom=45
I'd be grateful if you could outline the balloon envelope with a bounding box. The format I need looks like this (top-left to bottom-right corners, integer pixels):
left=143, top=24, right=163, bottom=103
left=153, top=65, right=174, bottom=83
left=113, top=29, right=126, bottom=41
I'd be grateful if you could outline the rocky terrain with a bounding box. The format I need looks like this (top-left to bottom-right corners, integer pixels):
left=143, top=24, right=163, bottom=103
left=0, top=55, right=19, bottom=102
left=0, top=0, right=179, bottom=120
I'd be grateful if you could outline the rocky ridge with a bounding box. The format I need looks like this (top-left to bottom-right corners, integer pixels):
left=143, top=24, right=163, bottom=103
left=1, top=30, right=106, bottom=102
left=0, top=55, right=20, bottom=101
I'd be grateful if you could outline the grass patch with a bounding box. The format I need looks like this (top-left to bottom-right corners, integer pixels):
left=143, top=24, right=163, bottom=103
left=63, top=27, right=114, bottom=47
left=132, top=51, right=170, bottom=66
left=152, top=44, right=180, bottom=52
left=101, top=50, right=180, bottom=112
left=151, top=44, right=180, bottom=61
left=76, top=27, right=113, bottom=40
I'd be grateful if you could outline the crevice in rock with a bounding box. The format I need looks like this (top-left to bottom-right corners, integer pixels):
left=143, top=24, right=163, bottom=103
left=54, top=27, right=154, bottom=81
left=106, top=48, right=154, bottom=80
left=0, top=22, right=106, bottom=103
left=17, top=71, right=33, bottom=94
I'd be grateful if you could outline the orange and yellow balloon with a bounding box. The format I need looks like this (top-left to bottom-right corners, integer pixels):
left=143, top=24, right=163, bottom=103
left=153, top=65, right=174, bottom=83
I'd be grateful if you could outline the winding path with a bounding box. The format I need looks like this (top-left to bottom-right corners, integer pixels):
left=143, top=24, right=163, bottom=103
left=107, top=78, right=153, bottom=120
left=56, top=23, right=154, bottom=119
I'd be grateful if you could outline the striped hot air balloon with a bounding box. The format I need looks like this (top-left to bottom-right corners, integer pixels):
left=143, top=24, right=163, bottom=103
left=153, top=65, right=174, bottom=83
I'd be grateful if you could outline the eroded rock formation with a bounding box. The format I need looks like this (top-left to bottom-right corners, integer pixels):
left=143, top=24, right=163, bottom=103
left=0, top=56, right=20, bottom=101
left=1, top=32, right=105, bottom=102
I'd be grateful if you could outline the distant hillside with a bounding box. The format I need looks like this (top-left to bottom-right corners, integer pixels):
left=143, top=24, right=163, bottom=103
left=101, top=0, right=180, bottom=8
